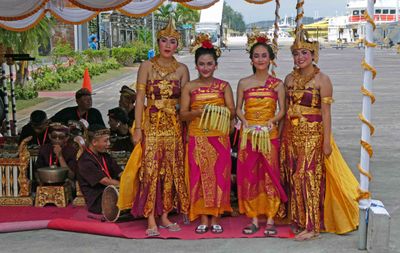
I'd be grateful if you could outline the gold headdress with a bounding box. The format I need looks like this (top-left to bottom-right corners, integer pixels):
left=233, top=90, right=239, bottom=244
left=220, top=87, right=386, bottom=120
left=246, top=32, right=274, bottom=53
left=49, top=122, right=69, bottom=134
left=157, top=17, right=180, bottom=41
left=291, top=27, right=320, bottom=63
left=190, top=33, right=221, bottom=57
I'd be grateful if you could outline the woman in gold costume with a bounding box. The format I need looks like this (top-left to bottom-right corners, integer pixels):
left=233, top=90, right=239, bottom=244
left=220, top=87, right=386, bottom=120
left=180, top=34, right=235, bottom=234
left=131, top=18, right=190, bottom=237
left=236, top=33, right=287, bottom=236
left=281, top=29, right=359, bottom=240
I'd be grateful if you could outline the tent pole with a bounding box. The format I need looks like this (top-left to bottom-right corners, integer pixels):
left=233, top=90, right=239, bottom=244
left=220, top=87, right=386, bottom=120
left=270, top=0, right=280, bottom=77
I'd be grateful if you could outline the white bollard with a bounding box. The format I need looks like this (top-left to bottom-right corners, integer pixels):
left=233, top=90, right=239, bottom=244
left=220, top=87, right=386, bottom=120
left=367, top=200, right=391, bottom=253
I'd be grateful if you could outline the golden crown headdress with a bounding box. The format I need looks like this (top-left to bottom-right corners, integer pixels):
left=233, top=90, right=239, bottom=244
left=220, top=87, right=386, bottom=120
left=157, top=17, right=180, bottom=41
left=190, top=33, right=221, bottom=57
left=246, top=32, right=274, bottom=53
left=291, top=27, right=320, bottom=63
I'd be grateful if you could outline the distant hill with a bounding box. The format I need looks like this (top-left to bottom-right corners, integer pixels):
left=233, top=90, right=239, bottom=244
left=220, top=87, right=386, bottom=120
left=246, top=16, right=317, bottom=30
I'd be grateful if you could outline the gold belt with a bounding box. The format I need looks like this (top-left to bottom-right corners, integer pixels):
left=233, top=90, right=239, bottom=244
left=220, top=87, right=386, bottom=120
left=147, top=99, right=179, bottom=110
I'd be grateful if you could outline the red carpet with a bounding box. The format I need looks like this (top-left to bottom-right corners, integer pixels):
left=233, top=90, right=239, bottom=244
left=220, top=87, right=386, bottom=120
left=0, top=206, right=294, bottom=239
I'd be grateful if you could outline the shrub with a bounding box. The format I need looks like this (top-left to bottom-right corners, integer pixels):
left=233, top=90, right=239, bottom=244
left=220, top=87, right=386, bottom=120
left=82, top=49, right=109, bottom=62
left=51, top=41, right=75, bottom=64
left=111, top=47, right=137, bottom=66
left=13, top=81, right=38, bottom=100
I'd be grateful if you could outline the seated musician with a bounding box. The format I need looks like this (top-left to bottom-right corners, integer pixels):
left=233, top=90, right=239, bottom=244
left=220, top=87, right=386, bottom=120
left=35, top=123, right=77, bottom=183
left=77, top=124, right=122, bottom=214
left=51, top=88, right=105, bottom=127
left=108, top=107, right=134, bottom=152
left=118, top=85, right=136, bottom=127
left=19, top=110, right=50, bottom=146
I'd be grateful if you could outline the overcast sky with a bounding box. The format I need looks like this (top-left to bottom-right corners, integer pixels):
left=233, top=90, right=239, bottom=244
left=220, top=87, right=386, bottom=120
left=225, top=0, right=349, bottom=23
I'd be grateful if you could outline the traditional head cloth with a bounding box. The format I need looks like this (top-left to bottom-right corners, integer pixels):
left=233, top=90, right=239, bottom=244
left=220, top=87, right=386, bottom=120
left=49, top=122, right=69, bottom=134
left=88, top=124, right=110, bottom=138
left=75, top=88, right=92, bottom=99
left=291, top=27, right=320, bottom=63
left=190, top=33, right=221, bottom=57
left=108, top=107, right=129, bottom=125
left=157, top=17, right=180, bottom=41
left=119, top=85, right=136, bottom=98
left=246, top=32, right=273, bottom=53
left=30, top=110, right=48, bottom=127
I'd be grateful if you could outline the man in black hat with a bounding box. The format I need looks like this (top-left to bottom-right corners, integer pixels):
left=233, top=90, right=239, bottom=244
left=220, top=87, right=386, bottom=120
left=77, top=124, right=122, bottom=214
left=35, top=123, right=78, bottom=182
left=51, top=88, right=105, bottom=127
left=108, top=107, right=133, bottom=152
left=19, top=110, right=51, bottom=146
left=118, top=85, right=136, bottom=127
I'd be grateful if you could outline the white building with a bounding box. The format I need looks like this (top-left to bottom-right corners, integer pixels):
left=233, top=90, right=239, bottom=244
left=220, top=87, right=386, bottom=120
left=328, top=0, right=400, bottom=43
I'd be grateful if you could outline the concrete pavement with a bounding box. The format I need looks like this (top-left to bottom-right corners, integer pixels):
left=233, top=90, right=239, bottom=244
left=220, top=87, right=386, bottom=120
left=4, top=46, right=400, bottom=253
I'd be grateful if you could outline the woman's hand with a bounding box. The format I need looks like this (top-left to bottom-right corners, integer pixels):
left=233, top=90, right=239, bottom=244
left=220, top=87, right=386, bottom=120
left=267, top=119, right=275, bottom=130
left=241, top=119, right=249, bottom=129
left=323, top=139, right=332, bottom=156
left=132, top=128, right=142, bottom=145
left=194, top=109, right=203, bottom=117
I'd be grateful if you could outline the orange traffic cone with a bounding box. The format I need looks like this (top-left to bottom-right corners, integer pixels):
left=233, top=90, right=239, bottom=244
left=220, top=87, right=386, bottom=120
left=82, top=68, right=92, bottom=92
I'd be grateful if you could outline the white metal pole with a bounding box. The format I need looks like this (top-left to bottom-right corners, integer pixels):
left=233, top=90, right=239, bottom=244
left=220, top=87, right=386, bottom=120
left=396, top=0, right=399, bottom=22
left=152, top=12, right=156, bottom=50
left=358, top=0, right=375, bottom=250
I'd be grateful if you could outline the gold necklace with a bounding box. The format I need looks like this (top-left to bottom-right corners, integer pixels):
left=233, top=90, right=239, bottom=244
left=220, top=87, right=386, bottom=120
left=291, top=66, right=320, bottom=90
left=151, top=55, right=180, bottom=79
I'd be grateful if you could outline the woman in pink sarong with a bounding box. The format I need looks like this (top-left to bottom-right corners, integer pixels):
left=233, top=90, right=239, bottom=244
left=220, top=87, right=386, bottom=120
left=180, top=34, right=235, bottom=234
left=236, top=33, right=287, bottom=236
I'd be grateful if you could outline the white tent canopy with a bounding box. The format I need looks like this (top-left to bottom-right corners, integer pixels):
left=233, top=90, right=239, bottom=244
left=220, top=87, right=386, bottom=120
left=0, top=0, right=272, bottom=31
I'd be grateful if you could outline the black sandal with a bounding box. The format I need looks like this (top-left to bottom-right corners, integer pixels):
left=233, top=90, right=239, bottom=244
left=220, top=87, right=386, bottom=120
left=211, top=224, right=224, bottom=234
left=195, top=224, right=209, bottom=234
left=242, top=223, right=259, bottom=235
left=264, top=224, right=278, bottom=237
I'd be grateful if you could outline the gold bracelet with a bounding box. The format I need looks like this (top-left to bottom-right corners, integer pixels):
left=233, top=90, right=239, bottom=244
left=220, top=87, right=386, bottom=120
left=321, top=96, right=334, bottom=105
left=136, top=83, right=146, bottom=91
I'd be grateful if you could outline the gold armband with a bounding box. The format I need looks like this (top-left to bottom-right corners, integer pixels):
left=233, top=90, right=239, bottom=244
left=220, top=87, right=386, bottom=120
left=136, top=83, right=146, bottom=91
left=321, top=97, right=334, bottom=105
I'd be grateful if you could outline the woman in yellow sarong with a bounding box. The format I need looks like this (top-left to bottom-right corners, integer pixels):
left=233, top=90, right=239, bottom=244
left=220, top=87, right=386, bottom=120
left=281, top=28, right=359, bottom=241
left=131, top=18, right=189, bottom=237
left=180, top=34, right=235, bottom=234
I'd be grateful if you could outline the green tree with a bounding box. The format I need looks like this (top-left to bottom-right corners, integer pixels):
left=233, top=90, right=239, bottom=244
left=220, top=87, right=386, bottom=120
left=155, top=3, right=174, bottom=21
left=156, top=3, right=199, bottom=26
left=0, top=17, right=55, bottom=85
left=175, top=5, right=200, bottom=26
left=222, top=2, right=246, bottom=33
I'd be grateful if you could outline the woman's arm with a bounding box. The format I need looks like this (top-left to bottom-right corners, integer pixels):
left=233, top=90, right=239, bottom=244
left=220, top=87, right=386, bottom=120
left=235, top=80, right=247, bottom=127
left=180, top=64, right=190, bottom=88
left=180, top=84, right=202, bottom=121
left=320, top=74, right=333, bottom=156
left=268, top=81, right=286, bottom=128
left=278, top=75, right=291, bottom=137
left=224, top=83, right=236, bottom=119
left=132, top=62, right=149, bottom=144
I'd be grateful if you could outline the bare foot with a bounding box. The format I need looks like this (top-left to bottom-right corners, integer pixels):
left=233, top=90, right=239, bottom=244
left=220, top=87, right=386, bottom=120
left=294, top=231, right=320, bottom=241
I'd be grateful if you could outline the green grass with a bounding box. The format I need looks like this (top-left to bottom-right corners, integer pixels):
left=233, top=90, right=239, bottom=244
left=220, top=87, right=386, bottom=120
left=56, top=67, right=136, bottom=92
left=15, top=97, right=49, bottom=111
